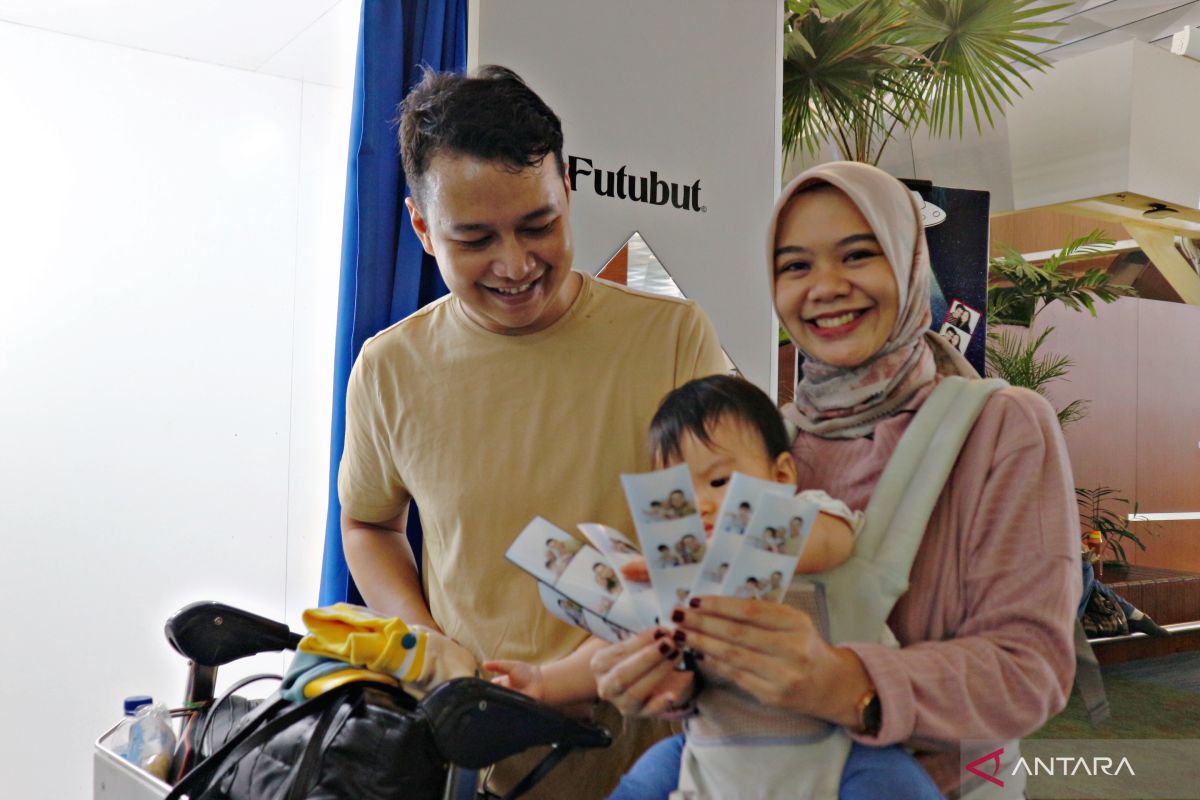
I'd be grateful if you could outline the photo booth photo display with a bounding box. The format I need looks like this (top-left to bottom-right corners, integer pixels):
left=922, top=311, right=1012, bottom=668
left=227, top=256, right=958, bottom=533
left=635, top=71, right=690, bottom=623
left=509, top=469, right=830, bottom=639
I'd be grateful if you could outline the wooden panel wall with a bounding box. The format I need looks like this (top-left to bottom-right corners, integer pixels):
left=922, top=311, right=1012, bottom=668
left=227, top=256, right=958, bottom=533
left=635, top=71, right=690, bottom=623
left=1135, top=300, right=1200, bottom=571
left=989, top=209, right=1127, bottom=257
left=1039, top=298, right=1200, bottom=572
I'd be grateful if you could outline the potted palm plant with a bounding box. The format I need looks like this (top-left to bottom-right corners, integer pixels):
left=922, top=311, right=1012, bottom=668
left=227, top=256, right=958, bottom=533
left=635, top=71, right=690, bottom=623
left=1076, top=486, right=1154, bottom=573
left=782, top=0, right=1068, bottom=164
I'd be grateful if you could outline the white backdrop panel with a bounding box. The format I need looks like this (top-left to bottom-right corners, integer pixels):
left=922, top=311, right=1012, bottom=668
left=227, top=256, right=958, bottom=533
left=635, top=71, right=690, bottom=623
left=473, top=0, right=781, bottom=392
left=0, top=21, right=348, bottom=798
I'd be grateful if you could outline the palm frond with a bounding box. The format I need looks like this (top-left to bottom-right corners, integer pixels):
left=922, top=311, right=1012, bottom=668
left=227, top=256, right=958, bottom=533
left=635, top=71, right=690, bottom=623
left=986, top=229, right=1135, bottom=327
left=985, top=326, right=1089, bottom=427
left=783, top=1, right=928, bottom=162
left=906, top=0, right=1069, bottom=136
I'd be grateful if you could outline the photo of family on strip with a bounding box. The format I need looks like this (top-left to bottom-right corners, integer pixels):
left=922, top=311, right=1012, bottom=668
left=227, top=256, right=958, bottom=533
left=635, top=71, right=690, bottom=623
left=621, top=464, right=712, bottom=620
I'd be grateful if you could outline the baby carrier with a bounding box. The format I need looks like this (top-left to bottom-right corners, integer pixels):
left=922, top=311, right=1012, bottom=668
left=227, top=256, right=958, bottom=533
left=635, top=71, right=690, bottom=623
left=676, top=377, right=1026, bottom=799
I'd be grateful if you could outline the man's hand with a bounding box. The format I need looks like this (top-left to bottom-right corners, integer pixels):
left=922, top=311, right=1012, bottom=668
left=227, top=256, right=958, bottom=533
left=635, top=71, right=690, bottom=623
left=410, top=627, right=479, bottom=691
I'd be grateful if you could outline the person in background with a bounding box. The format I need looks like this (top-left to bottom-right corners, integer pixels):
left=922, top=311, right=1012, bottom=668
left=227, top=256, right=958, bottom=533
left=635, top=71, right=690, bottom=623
left=1079, top=544, right=1170, bottom=638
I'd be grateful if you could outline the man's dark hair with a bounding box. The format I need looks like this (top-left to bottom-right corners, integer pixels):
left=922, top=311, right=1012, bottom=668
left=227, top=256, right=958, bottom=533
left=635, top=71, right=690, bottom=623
left=648, top=375, right=790, bottom=466
left=398, top=65, right=564, bottom=206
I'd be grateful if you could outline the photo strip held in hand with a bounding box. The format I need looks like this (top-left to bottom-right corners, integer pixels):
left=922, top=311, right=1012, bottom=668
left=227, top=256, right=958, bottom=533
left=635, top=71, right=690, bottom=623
left=507, top=518, right=636, bottom=643
left=690, top=473, right=796, bottom=596
left=621, top=463, right=709, bottom=622
left=506, top=464, right=837, bottom=641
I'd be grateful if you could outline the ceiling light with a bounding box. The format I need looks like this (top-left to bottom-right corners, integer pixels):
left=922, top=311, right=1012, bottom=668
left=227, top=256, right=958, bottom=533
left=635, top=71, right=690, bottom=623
left=1144, top=203, right=1180, bottom=219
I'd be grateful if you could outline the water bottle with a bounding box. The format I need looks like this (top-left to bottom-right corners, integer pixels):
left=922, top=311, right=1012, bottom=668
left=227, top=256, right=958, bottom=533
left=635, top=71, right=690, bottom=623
left=110, top=695, right=176, bottom=781
left=109, top=695, right=153, bottom=760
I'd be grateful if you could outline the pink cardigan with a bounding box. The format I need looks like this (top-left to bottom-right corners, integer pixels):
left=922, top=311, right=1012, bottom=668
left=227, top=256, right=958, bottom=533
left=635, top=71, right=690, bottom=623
left=791, top=377, right=1081, bottom=793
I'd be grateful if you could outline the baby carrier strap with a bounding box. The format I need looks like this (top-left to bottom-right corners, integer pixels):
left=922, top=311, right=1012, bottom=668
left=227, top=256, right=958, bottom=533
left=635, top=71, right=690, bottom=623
left=819, top=376, right=1007, bottom=646
left=860, top=376, right=1006, bottom=569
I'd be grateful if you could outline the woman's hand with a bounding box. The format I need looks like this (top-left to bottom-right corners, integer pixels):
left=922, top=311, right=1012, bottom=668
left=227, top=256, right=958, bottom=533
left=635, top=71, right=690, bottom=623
left=671, top=597, right=870, bottom=728
left=483, top=659, right=545, bottom=702
left=590, top=628, right=695, bottom=718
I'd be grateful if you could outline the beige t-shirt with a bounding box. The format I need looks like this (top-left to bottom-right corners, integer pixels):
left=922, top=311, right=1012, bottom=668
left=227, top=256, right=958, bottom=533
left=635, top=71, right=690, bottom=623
left=338, top=271, right=726, bottom=665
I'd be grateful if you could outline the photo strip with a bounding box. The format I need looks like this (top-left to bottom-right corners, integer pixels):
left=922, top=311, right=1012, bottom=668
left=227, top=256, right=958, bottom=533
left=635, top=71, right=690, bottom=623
left=507, top=517, right=637, bottom=636
left=621, top=464, right=707, bottom=619
left=621, top=463, right=698, bottom=525
left=634, top=515, right=704, bottom=621
left=719, top=493, right=821, bottom=603
left=937, top=321, right=970, bottom=353
left=691, top=473, right=796, bottom=597
left=557, top=547, right=623, bottom=616
left=943, top=298, right=980, bottom=336
left=578, top=522, right=659, bottom=627
left=506, top=516, right=585, bottom=585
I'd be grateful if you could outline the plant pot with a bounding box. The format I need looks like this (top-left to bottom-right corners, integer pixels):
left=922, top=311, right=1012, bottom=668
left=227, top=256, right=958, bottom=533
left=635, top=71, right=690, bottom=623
left=1100, top=561, right=1131, bottom=578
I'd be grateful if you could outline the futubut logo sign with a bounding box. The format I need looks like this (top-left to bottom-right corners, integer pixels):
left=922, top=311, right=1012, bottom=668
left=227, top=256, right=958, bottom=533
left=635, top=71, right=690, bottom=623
left=567, top=155, right=706, bottom=213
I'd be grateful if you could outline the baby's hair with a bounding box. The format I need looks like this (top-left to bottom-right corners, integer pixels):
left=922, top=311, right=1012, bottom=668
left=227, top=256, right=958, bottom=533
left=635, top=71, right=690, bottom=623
left=649, top=375, right=789, bottom=466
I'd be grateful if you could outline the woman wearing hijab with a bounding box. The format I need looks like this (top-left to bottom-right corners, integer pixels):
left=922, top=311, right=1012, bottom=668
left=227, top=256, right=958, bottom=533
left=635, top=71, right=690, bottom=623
left=593, top=162, right=1080, bottom=798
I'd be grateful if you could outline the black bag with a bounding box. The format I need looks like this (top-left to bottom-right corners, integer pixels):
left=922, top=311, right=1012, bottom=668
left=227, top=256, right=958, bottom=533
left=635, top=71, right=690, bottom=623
left=1081, top=585, right=1129, bottom=639
left=167, top=681, right=446, bottom=800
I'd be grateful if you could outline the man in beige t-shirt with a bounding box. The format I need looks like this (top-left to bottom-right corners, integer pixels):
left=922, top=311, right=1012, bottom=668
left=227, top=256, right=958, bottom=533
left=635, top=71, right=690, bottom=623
left=337, top=65, right=725, bottom=798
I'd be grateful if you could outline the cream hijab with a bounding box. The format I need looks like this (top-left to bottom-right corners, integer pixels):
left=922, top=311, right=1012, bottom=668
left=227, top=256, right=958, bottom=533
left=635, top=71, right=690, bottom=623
left=769, top=161, right=975, bottom=439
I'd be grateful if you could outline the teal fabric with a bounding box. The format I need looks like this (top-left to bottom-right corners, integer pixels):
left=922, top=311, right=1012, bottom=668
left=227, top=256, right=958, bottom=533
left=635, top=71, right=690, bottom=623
left=280, top=652, right=351, bottom=704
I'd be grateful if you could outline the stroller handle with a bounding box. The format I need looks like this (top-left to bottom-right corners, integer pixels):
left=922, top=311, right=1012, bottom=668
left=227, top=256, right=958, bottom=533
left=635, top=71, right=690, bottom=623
left=165, top=601, right=302, bottom=667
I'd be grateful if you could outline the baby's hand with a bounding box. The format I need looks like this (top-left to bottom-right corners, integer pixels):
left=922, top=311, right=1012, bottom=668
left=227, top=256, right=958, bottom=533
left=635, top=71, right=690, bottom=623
left=483, top=659, right=545, bottom=702
left=619, top=557, right=649, bottom=583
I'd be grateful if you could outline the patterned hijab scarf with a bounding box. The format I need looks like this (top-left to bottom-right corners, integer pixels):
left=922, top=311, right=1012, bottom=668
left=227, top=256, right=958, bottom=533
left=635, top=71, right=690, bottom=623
left=768, top=161, right=975, bottom=439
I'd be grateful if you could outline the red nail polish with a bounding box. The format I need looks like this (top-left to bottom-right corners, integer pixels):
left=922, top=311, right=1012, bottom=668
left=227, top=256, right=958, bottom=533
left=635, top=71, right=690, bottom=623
left=688, top=597, right=701, bottom=608
left=653, top=629, right=667, bottom=640
left=672, top=629, right=686, bottom=644
left=658, top=640, right=671, bottom=655
left=671, top=609, right=685, bottom=624
left=666, top=648, right=679, bottom=660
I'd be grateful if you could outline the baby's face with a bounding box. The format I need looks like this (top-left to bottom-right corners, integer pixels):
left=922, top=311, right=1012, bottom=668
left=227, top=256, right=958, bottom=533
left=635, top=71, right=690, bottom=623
left=663, top=415, right=787, bottom=537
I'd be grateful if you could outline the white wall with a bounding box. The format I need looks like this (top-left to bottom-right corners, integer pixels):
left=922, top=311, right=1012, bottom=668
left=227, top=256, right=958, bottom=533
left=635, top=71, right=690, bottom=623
left=0, top=21, right=348, bottom=798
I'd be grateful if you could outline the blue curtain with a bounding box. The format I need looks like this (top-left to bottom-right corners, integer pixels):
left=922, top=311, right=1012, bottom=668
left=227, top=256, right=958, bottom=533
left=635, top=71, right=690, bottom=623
left=319, top=0, right=467, bottom=606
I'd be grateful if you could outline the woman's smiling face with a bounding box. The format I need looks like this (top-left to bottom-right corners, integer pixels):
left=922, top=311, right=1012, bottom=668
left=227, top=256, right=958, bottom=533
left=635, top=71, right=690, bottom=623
left=773, top=186, right=899, bottom=369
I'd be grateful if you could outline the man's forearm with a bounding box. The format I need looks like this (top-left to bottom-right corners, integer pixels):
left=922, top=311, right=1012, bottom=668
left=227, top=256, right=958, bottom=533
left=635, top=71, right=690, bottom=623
left=341, top=511, right=439, bottom=630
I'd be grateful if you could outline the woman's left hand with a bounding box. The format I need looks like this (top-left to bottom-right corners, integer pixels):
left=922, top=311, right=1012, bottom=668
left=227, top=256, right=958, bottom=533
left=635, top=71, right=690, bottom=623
left=671, top=597, right=870, bottom=727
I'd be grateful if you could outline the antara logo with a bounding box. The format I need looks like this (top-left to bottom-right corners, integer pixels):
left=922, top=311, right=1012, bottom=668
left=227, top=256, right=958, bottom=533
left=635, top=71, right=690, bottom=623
left=1014, top=756, right=1135, bottom=777
left=965, top=746, right=1136, bottom=789
left=966, top=748, right=1007, bottom=788
left=567, top=155, right=705, bottom=213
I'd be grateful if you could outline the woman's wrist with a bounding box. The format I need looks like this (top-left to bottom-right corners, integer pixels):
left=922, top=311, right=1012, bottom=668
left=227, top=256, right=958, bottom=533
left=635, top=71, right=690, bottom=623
left=815, top=646, right=875, bottom=730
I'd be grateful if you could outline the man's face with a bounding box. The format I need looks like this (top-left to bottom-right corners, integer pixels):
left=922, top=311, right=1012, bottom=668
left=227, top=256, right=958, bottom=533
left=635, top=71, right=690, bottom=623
left=406, top=153, right=577, bottom=335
